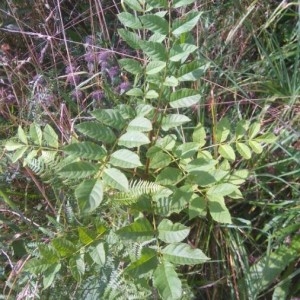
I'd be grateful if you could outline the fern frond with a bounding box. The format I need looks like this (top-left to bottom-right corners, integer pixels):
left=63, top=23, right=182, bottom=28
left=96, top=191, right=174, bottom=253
left=26, top=150, right=78, bottom=190
left=129, top=238, right=157, bottom=261
left=64, top=200, right=75, bottom=224
left=26, top=150, right=61, bottom=178
left=111, top=180, right=162, bottom=205
left=103, top=266, right=151, bottom=300
left=28, top=157, right=45, bottom=176
left=129, top=180, right=162, bottom=194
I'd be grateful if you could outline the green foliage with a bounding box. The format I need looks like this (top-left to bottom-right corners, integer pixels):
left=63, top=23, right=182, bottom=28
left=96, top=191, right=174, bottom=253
left=1, top=0, right=299, bottom=299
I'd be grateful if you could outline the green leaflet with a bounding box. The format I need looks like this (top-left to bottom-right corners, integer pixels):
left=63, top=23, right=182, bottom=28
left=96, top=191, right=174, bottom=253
left=189, top=196, right=207, bottom=219
left=59, top=161, right=98, bottom=179
left=43, top=124, right=58, bottom=148
left=153, top=261, right=182, bottom=300
left=127, top=117, right=152, bottom=132
left=118, top=29, right=141, bottom=49
left=25, top=258, right=55, bottom=274
left=78, top=227, right=96, bottom=245
left=76, top=122, right=116, bottom=144
left=146, top=0, right=168, bottom=8
left=236, top=120, right=250, bottom=139
left=162, top=243, right=210, bottom=265
left=169, top=44, right=198, bottom=62
left=11, top=146, right=28, bottom=163
left=146, top=61, right=166, bottom=75
left=126, top=87, right=143, bottom=97
left=148, top=31, right=167, bottom=43
left=185, top=157, right=218, bottom=173
left=140, top=41, right=168, bottom=61
left=123, top=0, right=144, bottom=12
left=158, top=219, right=190, bottom=243
left=69, top=254, right=85, bottom=282
left=147, top=147, right=172, bottom=169
left=236, top=142, right=252, bottom=159
left=125, top=248, right=158, bottom=277
left=91, top=109, right=126, bottom=130
left=5, top=140, right=26, bottom=151
left=228, top=188, right=243, bottom=199
left=63, top=142, right=107, bottom=160
left=43, top=263, right=62, bottom=289
left=140, top=14, right=169, bottom=35
left=207, top=183, right=238, bottom=196
left=145, top=90, right=159, bottom=99
left=52, top=238, right=77, bottom=257
left=172, top=11, right=201, bottom=36
left=170, top=186, right=193, bottom=214
left=117, top=12, right=143, bottom=29
left=248, top=122, right=261, bottom=139
left=174, top=142, right=199, bottom=159
left=188, top=170, right=217, bottom=186
left=177, top=61, right=210, bottom=81
left=163, top=76, right=179, bottom=87
left=103, top=167, right=129, bottom=191
left=110, top=149, right=142, bottom=169
left=192, top=123, right=207, bottom=147
left=173, top=0, right=195, bottom=8
left=89, top=242, right=106, bottom=266
left=161, top=114, right=191, bottom=131
left=248, top=140, right=263, bottom=154
left=116, top=218, right=154, bottom=241
left=254, top=132, right=277, bottom=143
left=218, top=144, right=236, bottom=161
left=135, top=104, right=154, bottom=117
left=75, top=179, right=103, bottom=214
left=207, top=194, right=232, bottom=224
left=169, top=88, right=200, bottom=108
left=228, top=169, right=249, bottom=185
left=156, top=134, right=177, bottom=150
left=118, top=131, right=150, bottom=148
left=216, top=118, right=231, bottom=143
left=30, top=122, right=43, bottom=146
left=17, top=125, right=28, bottom=144
left=119, top=58, right=143, bottom=75
left=156, top=167, right=183, bottom=185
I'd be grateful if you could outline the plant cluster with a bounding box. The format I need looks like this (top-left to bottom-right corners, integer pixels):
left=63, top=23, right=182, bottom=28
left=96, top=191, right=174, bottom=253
left=0, top=0, right=299, bottom=299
